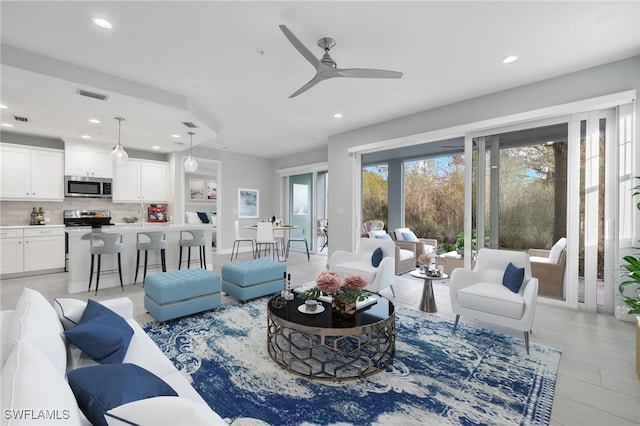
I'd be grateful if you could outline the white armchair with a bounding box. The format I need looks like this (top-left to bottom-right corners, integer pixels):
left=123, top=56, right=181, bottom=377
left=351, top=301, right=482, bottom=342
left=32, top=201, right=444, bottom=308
left=449, top=248, right=539, bottom=354
left=328, top=238, right=396, bottom=295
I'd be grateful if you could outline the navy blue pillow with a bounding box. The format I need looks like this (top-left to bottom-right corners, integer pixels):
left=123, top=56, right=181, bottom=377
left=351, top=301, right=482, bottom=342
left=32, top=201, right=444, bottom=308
left=197, top=211, right=210, bottom=223
left=64, top=299, right=134, bottom=364
left=371, top=247, right=383, bottom=267
left=502, top=262, right=525, bottom=293
left=68, top=363, right=178, bottom=426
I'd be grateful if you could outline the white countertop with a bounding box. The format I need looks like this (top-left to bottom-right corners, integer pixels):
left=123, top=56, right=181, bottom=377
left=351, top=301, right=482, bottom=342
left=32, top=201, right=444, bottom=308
left=65, top=222, right=214, bottom=235
left=0, top=224, right=66, bottom=229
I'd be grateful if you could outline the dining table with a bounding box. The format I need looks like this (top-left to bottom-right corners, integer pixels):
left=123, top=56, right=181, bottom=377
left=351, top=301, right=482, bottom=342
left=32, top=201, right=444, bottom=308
left=245, top=224, right=300, bottom=260
left=244, top=224, right=298, bottom=231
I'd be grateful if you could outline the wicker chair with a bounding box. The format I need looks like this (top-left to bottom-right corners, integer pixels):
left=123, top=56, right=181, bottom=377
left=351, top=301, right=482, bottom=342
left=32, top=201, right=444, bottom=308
left=367, top=230, right=417, bottom=275
left=528, top=248, right=566, bottom=298
left=390, top=229, right=437, bottom=266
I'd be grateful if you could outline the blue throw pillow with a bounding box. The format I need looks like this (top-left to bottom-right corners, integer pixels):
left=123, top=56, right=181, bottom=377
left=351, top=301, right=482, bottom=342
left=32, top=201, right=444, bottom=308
left=64, top=299, right=134, bottom=364
left=503, top=262, right=525, bottom=293
left=374, top=233, right=392, bottom=240
left=371, top=247, right=383, bottom=267
left=197, top=211, right=210, bottom=223
left=68, top=363, right=178, bottom=426
left=402, top=231, right=419, bottom=242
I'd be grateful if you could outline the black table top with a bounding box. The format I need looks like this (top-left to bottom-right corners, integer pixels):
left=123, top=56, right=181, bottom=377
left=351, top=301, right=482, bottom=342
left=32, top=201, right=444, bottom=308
left=268, top=294, right=394, bottom=329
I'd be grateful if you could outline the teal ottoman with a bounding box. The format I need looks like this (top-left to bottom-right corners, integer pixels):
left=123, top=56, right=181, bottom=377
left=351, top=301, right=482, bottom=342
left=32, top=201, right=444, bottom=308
left=221, top=259, right=286, bottom=302
left=144, top=268, right=222, bottom=322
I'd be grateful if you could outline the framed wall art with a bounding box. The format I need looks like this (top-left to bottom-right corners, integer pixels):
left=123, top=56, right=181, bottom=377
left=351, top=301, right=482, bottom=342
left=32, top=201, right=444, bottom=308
left=206, top=180, right=217, bottom=201
left=189, top=178, right=205, bottom=201
left=238, top=188, right=259, bottom=218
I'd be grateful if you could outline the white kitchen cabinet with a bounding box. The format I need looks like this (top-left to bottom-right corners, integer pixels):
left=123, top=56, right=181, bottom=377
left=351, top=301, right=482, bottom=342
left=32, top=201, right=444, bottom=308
left=23, top=227, right=65, bottom=272
left=113, top=159, right=168, bottom=203
left=0, top=144, right=64, bottom=201
left=64, top=141, right=113, bottom=178
left=0, top=227, right=65, bottom=276
left=0, top=229, right=24, bottom=275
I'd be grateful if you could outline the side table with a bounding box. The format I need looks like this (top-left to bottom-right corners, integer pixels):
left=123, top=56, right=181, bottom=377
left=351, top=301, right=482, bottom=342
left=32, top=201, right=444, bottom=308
left=409, top=269, right=448, bottom=313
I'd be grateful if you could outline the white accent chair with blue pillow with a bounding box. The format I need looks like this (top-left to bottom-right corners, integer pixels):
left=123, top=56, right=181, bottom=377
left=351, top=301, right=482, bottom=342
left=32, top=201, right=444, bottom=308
left=328, top=237, right=396, bottom=295
left=449, top=248, right=539, bottom=354
left=392, top=228, right=438, bottom=264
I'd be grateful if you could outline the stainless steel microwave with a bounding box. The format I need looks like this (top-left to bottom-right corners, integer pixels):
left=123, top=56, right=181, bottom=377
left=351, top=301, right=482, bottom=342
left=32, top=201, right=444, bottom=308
left=64, top=176, right=112, bottom=198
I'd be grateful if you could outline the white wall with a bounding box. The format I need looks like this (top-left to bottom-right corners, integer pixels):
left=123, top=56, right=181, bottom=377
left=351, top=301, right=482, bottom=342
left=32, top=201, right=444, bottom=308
left=328, top=56, right=640, bottom=253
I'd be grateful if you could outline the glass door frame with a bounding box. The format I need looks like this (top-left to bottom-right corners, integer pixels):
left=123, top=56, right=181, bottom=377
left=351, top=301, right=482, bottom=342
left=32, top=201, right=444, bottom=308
left=276, top=162, right=329, bottom=252
left=465, top=110, right=621, bottom=312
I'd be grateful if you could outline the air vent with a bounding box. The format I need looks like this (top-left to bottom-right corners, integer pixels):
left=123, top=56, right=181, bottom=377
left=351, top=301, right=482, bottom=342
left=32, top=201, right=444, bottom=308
left=13, top=115, right=29, bottom=123
left=77, top=89, right=109, bottom=101
left=173, top=141, right=185, bottom=146
left=181, top=121, right=198, bottom=128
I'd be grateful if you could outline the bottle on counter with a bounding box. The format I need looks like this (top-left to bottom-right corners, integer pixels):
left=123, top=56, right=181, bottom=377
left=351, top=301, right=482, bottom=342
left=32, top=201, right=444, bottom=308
left=36, top=207, right=44, bottom=225
left=30, top=207, right=37, bottom=225
left=271, top=213, right=276, bottom=224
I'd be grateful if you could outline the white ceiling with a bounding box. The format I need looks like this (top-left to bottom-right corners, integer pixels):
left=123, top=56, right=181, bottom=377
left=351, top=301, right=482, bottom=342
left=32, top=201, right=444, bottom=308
left=1, top=1, right=638, bottom=159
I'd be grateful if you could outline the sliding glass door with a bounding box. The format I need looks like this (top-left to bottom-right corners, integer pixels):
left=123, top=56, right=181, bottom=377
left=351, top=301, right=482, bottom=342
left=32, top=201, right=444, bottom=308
left=471, top=108, right=621, bottom=312
left=473, top=122, right=569, bottom=301
left=288, top=173, right=312, bottom=253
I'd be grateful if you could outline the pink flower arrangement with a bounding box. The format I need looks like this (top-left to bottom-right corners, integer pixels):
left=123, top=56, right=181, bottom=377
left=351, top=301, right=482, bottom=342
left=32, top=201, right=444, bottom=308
left=300, top=270, right=374, bottom=304
left=342, top=274, right=368, bottom=291
left=315, top=270, right=342, bottom=294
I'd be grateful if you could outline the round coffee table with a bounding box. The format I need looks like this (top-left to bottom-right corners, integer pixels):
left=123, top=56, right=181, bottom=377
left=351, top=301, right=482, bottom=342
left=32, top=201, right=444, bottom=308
left=409, top=269, right=448, bottom=313
left=267, top=295, right=395, bottom=381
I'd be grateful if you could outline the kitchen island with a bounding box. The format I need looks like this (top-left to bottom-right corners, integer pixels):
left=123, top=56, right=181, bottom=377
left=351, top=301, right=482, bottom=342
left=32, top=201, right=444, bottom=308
left=66, top=223, right=214, bottom=294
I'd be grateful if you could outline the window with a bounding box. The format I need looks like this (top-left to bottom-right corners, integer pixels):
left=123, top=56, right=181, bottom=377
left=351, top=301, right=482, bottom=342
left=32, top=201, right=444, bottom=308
left=362, top=164, right=388, bottom=225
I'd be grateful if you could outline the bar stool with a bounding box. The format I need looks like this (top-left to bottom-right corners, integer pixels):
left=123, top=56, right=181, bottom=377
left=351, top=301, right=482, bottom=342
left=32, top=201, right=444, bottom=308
left=88, top=232, right=124, bottom=296
left=134, top=231, right=167, bottom=284
left=178, top=229, right=207, bottom=270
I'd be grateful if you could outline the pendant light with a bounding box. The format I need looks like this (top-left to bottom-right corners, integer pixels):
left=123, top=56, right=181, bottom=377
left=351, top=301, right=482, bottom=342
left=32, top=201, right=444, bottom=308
left=111, top=117, right=128, bottom=165
left=184, top=131, right=198, bottom=172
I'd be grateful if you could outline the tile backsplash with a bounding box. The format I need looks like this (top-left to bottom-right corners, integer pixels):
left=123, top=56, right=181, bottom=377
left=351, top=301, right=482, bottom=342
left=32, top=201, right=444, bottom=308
left=0, top=199, right=173, bottom=226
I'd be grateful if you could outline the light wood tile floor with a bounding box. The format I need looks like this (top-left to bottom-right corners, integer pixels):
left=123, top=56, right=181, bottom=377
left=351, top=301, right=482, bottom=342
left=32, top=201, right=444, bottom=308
left=2, top=249, right=638, bottom=425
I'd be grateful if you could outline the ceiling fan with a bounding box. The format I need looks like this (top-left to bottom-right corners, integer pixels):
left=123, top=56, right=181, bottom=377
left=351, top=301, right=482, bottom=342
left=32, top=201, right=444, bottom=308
left=279, top=25, right=403, bottom=98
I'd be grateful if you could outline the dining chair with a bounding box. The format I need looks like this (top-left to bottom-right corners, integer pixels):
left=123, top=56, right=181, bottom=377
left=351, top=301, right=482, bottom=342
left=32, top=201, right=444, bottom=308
left=255, top=222, right=280, bottom=261
left=317, top=219, right=328, bottom=252
left=286, top=227, right=310, bottom=261
left=231, top=220, right=255, bottom=260
left=273, top=229, right=286, bottom=254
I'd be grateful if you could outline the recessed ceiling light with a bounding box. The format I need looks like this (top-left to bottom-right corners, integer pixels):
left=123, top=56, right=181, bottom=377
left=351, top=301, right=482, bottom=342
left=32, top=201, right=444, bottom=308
left=93, top=17, right=112, bottom=30
left=0, top=104, right=7, bottom=109
left=152, top=146, right=160, bottom=150
left=171, top=134, right=180, bottom=138
left=1, top=123, right=14, bottom=127
left=81, top=135, right=91, bottom=139
left=502, top=55, right=518, bottom=64
left=89, top=118, right=101, bottom=124
left=333, top=113, right=343, bottom=118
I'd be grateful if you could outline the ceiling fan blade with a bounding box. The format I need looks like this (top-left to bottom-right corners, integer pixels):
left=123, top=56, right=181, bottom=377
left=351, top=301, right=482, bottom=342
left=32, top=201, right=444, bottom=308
left=279, top=25, right=320, bottom=69
left=335, top=68, right=403, bottom=79
left=289, top=74, right=324, bottom=98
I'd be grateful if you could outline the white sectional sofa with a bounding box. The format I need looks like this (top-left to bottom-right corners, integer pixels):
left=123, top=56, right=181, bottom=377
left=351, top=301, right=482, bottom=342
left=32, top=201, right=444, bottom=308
left=1, top=288, right=226, bottom=425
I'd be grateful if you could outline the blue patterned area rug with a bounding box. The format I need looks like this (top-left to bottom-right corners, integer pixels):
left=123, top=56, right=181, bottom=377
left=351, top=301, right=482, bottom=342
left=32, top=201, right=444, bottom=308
left=144, top=298, right=561, bottom=425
